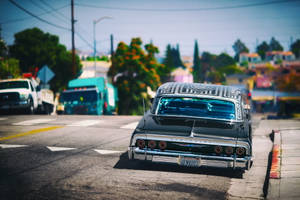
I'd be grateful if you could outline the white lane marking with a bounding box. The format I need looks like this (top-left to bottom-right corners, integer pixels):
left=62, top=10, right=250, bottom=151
left=13, top=119, right=55, bottom=126
left=94, top=149, right=124, bottom=155
left=67, top=120, right=103, bottom=127
left=120, top=122, right=138, bottom=129
left=0, top=118, right=7, bottom=121
left=47, top=146, right=76, bottom=152
left=0, top=144, right=28, bottom=149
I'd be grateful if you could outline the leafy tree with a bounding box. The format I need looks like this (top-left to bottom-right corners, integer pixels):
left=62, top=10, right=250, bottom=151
left=86, top=55, right=110, bottom=62
left=108, top=38, right=164, bottom=115
left=207, top=71, right=224, bottom=83
left=0, top=38, right=7, bottom=58
left=291, top=39, right=300, bottom=58
left=218, top=65, right=242, bottom=75
left=256, top=41, right=269, bottom=60
left=232, top=39, right=249, bottom=61
left=173, top=44, right=183, bottom=68
left=214, top=53, right=236, bottom=69
left=193, top=40, right=201, bottom=82
left=0, top=58, right=21, bottom=79
left=199, top=52, right=240, bottom=83
left=269, top=37, right=283, bottom=51
left=162, top=44, right=175, bottom=82
left=163, top=44, right=174, bottom=69
left=276, top=71, right=300, bottom=92
left=199, top=51, right=216, bottom=82
left=9, top=27, right=81, bottom=92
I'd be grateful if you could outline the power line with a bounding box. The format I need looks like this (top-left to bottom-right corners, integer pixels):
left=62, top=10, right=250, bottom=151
left=40, top=0, right=70, bottom=23
left=5, top=0, right=106, bottom=54
left=28, top=0, right=69, bottom=26
left=0, top=4, right=69, bottom=24
left=75, top=32, right=93, bottom=49
left=75, top=0, right=300, bottom=12
left=8, top=0, right=70, bottom=31
left=35, top=0, right=95, bottom=46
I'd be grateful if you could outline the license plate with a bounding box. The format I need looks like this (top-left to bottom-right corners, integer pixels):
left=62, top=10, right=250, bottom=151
left=178, top=156, right=201, bottom=167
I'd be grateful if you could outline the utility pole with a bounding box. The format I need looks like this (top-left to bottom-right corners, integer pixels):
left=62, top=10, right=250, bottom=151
left=71, top=0, right=75, bottom=77
left=93, top=16, right=113, bottom=77
left=110, top=34, right=114, bottom=56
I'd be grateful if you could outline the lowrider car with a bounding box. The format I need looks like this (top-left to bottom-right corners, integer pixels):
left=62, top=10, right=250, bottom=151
left=128, top=82, right=252, bottom=170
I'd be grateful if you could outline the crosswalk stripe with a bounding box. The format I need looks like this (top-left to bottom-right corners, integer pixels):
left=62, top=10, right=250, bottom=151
left=120, top=122, right=138, bottom=129
left=47, top=146, right=76, bottom=152
left=13, top=119, right=55, bottom=126
left=94, top=149, right=124, bottom=155
left=0, top=144, right=28, bottom=149
left=0, top=118, right=7, bottom=121
left=67, top=120, right=103, bottom=127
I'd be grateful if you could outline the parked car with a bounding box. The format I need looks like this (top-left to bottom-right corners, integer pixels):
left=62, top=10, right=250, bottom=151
left=0, top=78, right=39, bottom=114
left=128, top=82, right=252, bottom=170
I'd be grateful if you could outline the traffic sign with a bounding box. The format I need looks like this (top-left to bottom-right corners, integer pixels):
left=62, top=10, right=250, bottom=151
left=37, top=65, right=55, bottom=83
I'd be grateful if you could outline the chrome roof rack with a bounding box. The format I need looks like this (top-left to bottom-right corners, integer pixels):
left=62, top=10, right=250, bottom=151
left=156, top=82, right=242, bottom=100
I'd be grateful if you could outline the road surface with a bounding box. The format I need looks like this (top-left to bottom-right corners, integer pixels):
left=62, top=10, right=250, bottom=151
left=0, top=114, right=270, bottom=200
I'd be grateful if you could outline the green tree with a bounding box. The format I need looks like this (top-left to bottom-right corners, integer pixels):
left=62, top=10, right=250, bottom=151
left=269, top=37, right=283, bottom=51
left=214, top=53, right=236, bottom=69
left=162, top=44, right=175, bottom=82
left=291, top=39, right=300, bottom=58
left=173, top=44, right=183, bottom=68
left=200, top=51, right=216, bottom=82
left=199, top=52, right=240, bottom=83
left=193, top=40, right=201, bottom=82
left=256, top=41, right=269, bottom=60
left=232, top=39, right=249, bottom=61
left=0, top=38, right=7, bottom=58
left=108, top=38, right=164, bottom=115
left=9, top=27, right=81, bottom=91
left=0, top=58, right=21, bottom=79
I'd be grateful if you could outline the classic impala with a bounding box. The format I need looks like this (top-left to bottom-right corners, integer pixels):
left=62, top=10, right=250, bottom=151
left=128, top=82, right=252, bottom=170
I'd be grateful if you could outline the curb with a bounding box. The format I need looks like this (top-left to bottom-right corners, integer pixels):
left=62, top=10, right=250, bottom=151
left=270, top=130, right=281, bottom=179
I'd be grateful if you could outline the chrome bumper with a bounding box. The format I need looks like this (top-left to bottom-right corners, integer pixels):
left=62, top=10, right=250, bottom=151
left=128, top=147, right=252, bottom=170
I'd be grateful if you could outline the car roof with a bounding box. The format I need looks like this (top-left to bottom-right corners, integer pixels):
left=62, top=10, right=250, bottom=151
left=156, top=82, right=242, bottom=101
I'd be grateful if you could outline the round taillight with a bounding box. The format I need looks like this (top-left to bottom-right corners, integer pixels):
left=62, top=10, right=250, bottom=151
left=158, top=141, right=167, bottom=150
left=137, top=139, right=145, bottom=149
left=214, top=146, right=223, bottom=154
left=225, top=146, right=233, bottom=155
left=236, top=147, right=245, bottom=156
left=148, top=140, right=156, bottom=149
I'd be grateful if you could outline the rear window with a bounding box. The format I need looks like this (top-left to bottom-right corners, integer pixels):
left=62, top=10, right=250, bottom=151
left=156, top=97, right=236, bottom=120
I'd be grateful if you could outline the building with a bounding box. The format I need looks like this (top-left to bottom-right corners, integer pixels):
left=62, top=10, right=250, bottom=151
left=239, top=53, right=261, bottom=63
left=266, top=51, right=296, bottom=62
left=171, top=68, right=193, bottom=83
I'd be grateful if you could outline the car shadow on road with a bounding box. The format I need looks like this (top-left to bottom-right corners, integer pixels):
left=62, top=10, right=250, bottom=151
left=113, top=152, right=244, bottom=179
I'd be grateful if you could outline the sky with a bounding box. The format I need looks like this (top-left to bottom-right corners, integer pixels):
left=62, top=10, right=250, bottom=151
left=1, top=0, right=300, bottom=57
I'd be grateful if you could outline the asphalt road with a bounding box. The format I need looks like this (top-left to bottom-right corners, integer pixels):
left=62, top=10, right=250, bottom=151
left=0, top=114, right=263, bottom=200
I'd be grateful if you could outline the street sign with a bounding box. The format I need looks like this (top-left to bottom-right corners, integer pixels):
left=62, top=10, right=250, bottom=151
left=37, top=65, right=55, bottom=84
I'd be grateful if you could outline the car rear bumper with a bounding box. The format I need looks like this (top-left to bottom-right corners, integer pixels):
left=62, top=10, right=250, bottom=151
left=128, top=146, right=252, bottom=170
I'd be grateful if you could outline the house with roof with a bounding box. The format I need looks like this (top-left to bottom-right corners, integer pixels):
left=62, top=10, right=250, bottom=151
left=266, top=51, right=296, bottom=62
left=239, top=53, right=262, bottom=64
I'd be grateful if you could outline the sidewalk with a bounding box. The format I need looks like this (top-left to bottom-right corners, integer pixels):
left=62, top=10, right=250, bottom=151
left=268, top=119, right=300, bottom=199
left=227, top=116, right=273, bottom=199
